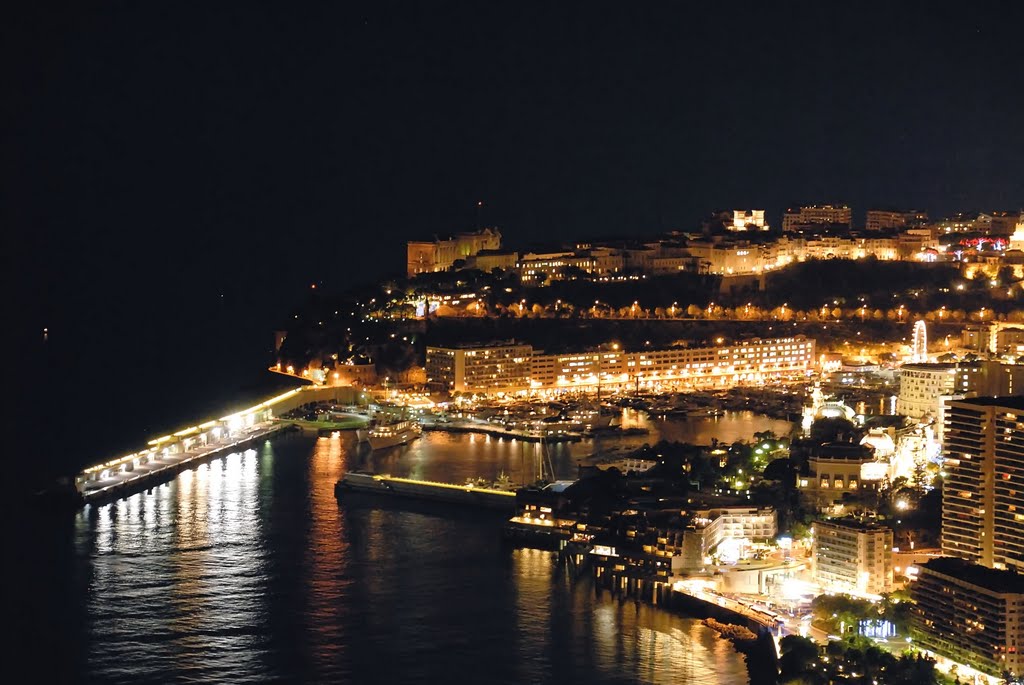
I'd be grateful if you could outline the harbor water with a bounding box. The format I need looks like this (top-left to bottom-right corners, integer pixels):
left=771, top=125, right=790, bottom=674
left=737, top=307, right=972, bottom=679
left=18, top=411, right=789, bottom=684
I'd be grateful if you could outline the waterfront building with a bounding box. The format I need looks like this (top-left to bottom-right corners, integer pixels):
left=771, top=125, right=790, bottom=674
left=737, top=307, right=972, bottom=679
left=592, top=506, right=776, bottom=581
left=865, top=208, right=928, bottom=232
left=782, top=204, right=852, bottom=232
left=942, top=396, right=1024, bottom=572
left=677, top=506, right=778, bottom=569
left=425, top=341, right=533, bottom=394
left=531, top=336, right=816, bottom=393
left=426, top=337, right=815, bottom=395
left=910, top=557, right=1024, bottom=678
left=406, top=227, right=502, bottom=277
left=812, top=518, right=893, bottom=596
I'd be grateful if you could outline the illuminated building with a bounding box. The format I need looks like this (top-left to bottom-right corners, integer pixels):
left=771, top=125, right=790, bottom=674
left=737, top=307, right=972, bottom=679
left=729, top=209, right=769, bottom=231
left=782, top=204, right=852, bottom=232
left=942, top=396, right=1024, bottom=572
left=865, top=208, right=928, bottom=232
left=591, top=507, right=776, bottom=581
left=406, top=227, right=502, bottom=277
left=677, top=506, right=777, bottom=569
left=1010, top=218, right=1024, bottom=252
left=425, top=341, right=533, bottom=394
left=531, top=336, right=815, bottom=392
left=899, top=360, right=1024, bottom=431
left=798, top=443, right=876, bottom=508
left=813, top=518, right=893, bottom=596
left=910, top=557, right=1024, bottom=678
left=896, top=363, right=958, bottom=421
left=962, top=323, right=1024, bottom=355
left=685, top=240, right=769, bottom=275
left=426, top=337, right=815, bottom=395
left=467, top=249, right=518, bottom=272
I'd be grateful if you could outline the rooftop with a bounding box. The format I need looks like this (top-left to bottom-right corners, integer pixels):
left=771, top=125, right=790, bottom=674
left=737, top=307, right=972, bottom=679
left=920, top=557, right=1024, bottom=594
left=815, top=517, right=893, bottom=533
left=951, top=395, right=1024, bottom=411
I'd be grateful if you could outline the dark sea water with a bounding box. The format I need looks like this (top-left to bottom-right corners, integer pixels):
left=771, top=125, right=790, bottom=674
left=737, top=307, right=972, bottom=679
left=15, top=415, right=793, bottom=684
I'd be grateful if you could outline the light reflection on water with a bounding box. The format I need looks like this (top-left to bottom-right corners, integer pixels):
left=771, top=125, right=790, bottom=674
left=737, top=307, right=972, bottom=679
left=53, top=413, right=775, bottom=683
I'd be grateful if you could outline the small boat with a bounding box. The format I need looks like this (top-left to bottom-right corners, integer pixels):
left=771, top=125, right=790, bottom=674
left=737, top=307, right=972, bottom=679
left=464, top=472, right=517, bottom=492
left=687, top=407, right=724, bottom=418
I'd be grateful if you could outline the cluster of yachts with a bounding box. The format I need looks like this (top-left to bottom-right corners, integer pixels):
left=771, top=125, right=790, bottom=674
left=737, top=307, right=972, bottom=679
left=311, top=388, right=787, bottom=453
left=448, top=400, right=622, bottom=437
left=337, top=400, right=627, bottom=451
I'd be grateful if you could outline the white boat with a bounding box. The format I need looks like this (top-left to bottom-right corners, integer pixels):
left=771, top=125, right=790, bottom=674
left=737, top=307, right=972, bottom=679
left=358, top=418, right=422, bottom=450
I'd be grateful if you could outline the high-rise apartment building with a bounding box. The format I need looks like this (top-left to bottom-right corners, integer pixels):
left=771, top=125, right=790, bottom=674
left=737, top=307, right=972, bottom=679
left=910, top=557, right=1024, bottom=678
left=782, top=205, right=852, bottom=232
left=942, top=396, right=1024, bottom=572
left=813, top=518, right=893, bottom=596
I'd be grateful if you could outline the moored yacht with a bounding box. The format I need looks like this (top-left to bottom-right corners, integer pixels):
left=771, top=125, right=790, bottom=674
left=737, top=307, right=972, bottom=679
left=358, top=417, right=422, bottom=450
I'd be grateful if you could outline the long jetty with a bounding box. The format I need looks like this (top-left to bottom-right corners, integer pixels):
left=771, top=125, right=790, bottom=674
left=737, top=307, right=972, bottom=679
left=335, top=472, right=518, bottom=511
left=72, top=384, right=365, bottom=507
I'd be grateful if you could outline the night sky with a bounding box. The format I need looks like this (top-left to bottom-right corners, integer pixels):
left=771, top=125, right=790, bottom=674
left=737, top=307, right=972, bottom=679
left=6, top=2, right=1023, bottom=472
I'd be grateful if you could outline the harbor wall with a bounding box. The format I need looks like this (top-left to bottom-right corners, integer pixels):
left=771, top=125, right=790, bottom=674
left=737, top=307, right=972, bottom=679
left=335, top=473, right=517, bottom=512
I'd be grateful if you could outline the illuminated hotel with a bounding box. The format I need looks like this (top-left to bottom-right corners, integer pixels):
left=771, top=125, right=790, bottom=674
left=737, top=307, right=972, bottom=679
left=426, top=337, right=815, bottom=395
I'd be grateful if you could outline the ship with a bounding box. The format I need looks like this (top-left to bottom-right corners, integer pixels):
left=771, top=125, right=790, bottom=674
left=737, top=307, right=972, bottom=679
left=357, top=417, right=422, bottom=450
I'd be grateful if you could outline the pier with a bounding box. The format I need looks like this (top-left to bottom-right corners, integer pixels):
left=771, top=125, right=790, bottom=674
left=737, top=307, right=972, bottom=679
left=335, top=472, right=518, bottom=511
left=71, top=385, right=365, bottom=508
left=420, top=419, right=583, bottom=443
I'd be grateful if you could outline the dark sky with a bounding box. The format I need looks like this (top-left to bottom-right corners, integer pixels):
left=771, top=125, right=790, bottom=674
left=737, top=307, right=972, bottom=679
left=4, top=1, right=1023, bottom=468
left=7, top=2, right=1023, bottom=292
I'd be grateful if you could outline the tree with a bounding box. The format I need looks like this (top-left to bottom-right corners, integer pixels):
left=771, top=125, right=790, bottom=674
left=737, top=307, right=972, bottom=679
left=778, top=635, right=818, bottom=682
left=809, top=417, right=857, bottom=443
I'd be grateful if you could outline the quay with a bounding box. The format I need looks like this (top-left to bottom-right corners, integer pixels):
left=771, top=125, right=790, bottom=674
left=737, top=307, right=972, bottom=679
left=77, top=422, right=291, bottom=506
left=72, top=385, right=367, bottom=508
left=420, top=418, right=583, bottom=443
left=335, top=472, right=517, bottom=511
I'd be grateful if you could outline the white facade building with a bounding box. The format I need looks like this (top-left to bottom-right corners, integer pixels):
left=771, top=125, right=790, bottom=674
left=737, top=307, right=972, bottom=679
left=813, top=518, right=894, bottom=596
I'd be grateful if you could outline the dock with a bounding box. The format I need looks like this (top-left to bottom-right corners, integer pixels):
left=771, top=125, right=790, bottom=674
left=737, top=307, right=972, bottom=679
left=335, top=472, right=518, bottom=511
left=420, top=419, right=583, bottom=443
left=68, top=385, right=363, bottom=508
left=77, top=422, right=291, bottom=506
